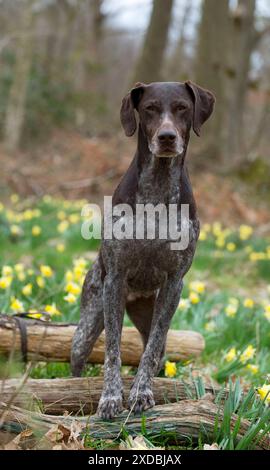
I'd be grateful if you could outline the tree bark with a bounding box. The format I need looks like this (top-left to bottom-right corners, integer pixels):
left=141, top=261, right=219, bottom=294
left=194, top=0, right=230, bottom=161
left=167, top=0, right=193, bottom=80
left=3, top=0, right=35, bottom=152
left=1, top=376, right=221, bottom=415
left=0, top=315, right=205, bottom=366
left=132, top=0, right=174, bottom=84
left=1, top=399, right=269, bottom=450
left=225, top=0, right=256, bottom=163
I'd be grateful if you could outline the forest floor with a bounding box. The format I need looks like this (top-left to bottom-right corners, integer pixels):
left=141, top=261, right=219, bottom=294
left=0, top=131, right=270, bottom=450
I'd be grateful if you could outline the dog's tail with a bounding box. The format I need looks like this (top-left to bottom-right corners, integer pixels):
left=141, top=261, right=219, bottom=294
left=71, top=259, right=104, bottom=376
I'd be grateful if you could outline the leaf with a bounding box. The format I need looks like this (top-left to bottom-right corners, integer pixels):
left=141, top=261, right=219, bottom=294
left=120, top=435, right=164, bottom=450
left=203, top=443, right=219, bottom=450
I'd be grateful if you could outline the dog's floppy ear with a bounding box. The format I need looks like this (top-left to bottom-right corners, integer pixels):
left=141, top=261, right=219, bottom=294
left=120, top=82, right=146, bottom=137
left=185, top=81, right=215, bottom=136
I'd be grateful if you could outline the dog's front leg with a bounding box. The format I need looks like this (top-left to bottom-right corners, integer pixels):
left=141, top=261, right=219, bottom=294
left=128, top=274, right=183, bottom=414
left=97, top=273, right=125, bottom=419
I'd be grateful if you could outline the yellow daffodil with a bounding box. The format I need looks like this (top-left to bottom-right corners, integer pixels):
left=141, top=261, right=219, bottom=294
left=14, top=263, right=24, bottom=273
left=249, top=252, right=266, bottom=262
left=202, top=223, right=211, bottom=233
left=36, top=276, right=45, bottom=288
left=40, top=265, right=53, bottom=278
left=226, top=242, right=236, bottom=252
left=65, top=281, right=81, bottom=295
left=189, top=291, right=200, bottom=304
left=199, top=230, right=207, bottom=241
left=23, top=209, right=34, bottom=221
left=264, top=305, right=270, bottom=321
left=178, top=298, right=190, bottom=310
left=215, top=237, right=225, bottom=248
left=73, top=257, right=87, bottom=269
left=73, top=265, right=86, bottom=282
left=32, top=225, right=41, bottom=236
left=0, top=276, right=12, bottom=289
left=243, top=298, right=254, bottom=309
left=205, top=321, right=216, bottom=332
left=64, top=293, right=77, bottom=304
left=27, top=269, right=34, bottom=276
left=10, top=194, right=19, bottom=204
left=22, top=283, right=32, bottom=296
left=239, top=225, right=253, bottom=241
left=65, top=270, right=74, bottom=282
left=225, top=304, right=237, bottom=318
left=189, top=280, right=205, bottom=294
left=240, top=345, right=256, bottom=364
left=10, top=224, right=21, bottom=236
left=17, top=272, right=26, bottom=282
left=44, top=303, right=61, bottom=316
left=57, top=210, right=66, bottom=220
left=69, top=213, right=80, bottom=224
left=229, top=297, right=239, bottom=306
left=165, top=361, right=177, bottom=378
left=257, top=384, right=270, bottom=404
left=56, top=243, right=65, bottom=253
left=212, top=222, right=222, bottom=236
left=246, top=364, right=259, bottom=374
left=2, top=265, right=13, bottom=276
left=225, top=347, right=237, bottom=362
left=57, top=220, right=69, bottom=233
left=0, top=202, right=4, bottom=211
left=10, top=297, right=24, bottom=312
left=43, top=195, right=52, bottom=204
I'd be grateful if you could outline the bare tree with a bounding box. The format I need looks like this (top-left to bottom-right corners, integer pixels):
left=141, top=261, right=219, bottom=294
left=167, top=0, right=193, bottom=81
left=132, top=0, right=174, bottom=84
left=3, top=0, right=35, bottom=152
left=194, top=0, right=230, bottom=161
left=226, top=0, right=256, bottom=163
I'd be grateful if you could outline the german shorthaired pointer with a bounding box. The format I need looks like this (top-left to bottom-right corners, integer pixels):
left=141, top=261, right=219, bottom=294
left=71, top=81, right=215, bottom=419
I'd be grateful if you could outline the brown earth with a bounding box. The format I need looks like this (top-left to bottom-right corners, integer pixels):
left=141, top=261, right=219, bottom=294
left=0, top=130, right=269, bottom=226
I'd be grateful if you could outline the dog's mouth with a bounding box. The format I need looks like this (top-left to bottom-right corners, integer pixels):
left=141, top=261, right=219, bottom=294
left=155, top=148, right=180, bottom=158
left=154, top=145, right=184, bottom=158
left=149, top=138, right=184, bottom=158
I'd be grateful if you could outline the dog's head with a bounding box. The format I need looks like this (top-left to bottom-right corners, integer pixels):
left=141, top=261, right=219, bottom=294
left=120, top=81, right=215, bottom=158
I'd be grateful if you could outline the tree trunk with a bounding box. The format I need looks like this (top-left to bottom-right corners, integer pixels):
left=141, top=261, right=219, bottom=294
left=167, top=0, right=193, bottom=80
left=132, top=0, right=174, bottom=84
left=1, top=376, right=222, bottom=415
left=1, top=399, right=270, bottom=450
left=0, top=315, right=205, bottom=366
left=194, top=0, right=230, bottom=162
left=3, top=0, right=35, bottom=152
left=225, top=0, right=256, bottom=163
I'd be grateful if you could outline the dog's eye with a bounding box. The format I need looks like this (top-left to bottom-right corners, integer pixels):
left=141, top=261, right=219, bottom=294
left=145, top=105, right=157, bottom=112
left=176, top=105, right=187, bottom=112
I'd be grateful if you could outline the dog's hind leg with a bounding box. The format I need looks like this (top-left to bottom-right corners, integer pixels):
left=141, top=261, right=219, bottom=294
left=71, top=258, right=104, bottom=377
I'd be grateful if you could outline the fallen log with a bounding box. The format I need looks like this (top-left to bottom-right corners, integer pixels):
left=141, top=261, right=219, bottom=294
left=1, top=377, right=222, bottom=415
left=0, top=315, right=204, bottom=366
left=1, top=399, right=269, bottom=450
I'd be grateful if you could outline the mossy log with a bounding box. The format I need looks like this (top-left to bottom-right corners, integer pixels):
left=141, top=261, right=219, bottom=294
left=0, top=315, right=205, bottom=366
left=1, top=399, right=269, bottom=450
left=1, top=377, right=222, bottom=415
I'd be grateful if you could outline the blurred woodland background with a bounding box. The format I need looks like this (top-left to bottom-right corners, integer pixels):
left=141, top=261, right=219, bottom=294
left=0, top=0, right=270, bottom=224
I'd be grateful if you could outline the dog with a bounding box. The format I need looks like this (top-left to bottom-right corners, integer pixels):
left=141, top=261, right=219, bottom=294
left=71, top=81, right=215, bottom=419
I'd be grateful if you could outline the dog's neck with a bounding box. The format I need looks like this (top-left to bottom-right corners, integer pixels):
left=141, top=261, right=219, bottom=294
left=136, top=125, right=187, bottom=205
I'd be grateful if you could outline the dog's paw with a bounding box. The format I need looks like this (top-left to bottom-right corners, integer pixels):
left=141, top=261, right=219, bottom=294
left=128, top=388, right=155, bottom=415
left=97, top=395, right=123, bottom=420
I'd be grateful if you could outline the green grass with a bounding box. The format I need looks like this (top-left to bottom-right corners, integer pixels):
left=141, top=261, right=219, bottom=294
left=1, top=194, right=270, bottom=449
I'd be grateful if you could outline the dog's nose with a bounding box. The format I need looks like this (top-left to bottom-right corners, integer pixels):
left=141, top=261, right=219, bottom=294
left=157, top=129, right=177, bottom=144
